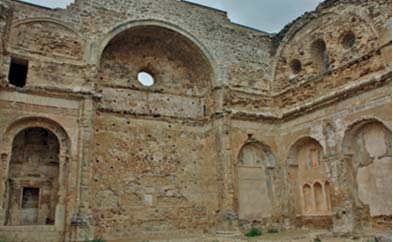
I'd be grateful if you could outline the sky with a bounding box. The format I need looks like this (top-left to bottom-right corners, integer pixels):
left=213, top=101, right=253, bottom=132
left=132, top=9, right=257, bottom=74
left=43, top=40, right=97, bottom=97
left=21, top=0, right=322, bottom=33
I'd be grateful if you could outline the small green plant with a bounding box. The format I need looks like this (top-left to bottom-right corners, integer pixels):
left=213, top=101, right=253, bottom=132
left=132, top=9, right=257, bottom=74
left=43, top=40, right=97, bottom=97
left=267, top=228, right=279, bottom=234
left=245, top=227, right=262, bottom=237
left=314, top=238, right=322, bottom=242
left=85, top=239, right=106, bottom=242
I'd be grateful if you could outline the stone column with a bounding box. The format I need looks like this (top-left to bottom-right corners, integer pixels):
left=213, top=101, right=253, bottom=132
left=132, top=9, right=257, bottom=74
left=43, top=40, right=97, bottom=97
left=311, top=185, right=316, bottom=212
left=8, top=180, right=20, bottom=226
left=212, top=85, right=239, bottom=232
left=322, top=183, right=328, bottom=212
left=56, top=154, right=67, bottom=231
left=331, top=154, right=356, bottom=233
left=69, top=98, right=95, bottom=242
left=214, top=115, right=237, bottom=230
left=284, top=163, right=299, bottom=227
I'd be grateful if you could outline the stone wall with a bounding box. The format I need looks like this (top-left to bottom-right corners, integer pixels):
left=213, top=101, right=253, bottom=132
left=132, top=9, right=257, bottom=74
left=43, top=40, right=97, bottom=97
left=0, top=0, right=390, bottom=241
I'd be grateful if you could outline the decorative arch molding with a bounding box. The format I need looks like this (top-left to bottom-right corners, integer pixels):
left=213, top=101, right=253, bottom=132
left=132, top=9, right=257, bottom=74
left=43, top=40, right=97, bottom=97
left=272, top=6, right=380, bottom=82
left=0, top=116, right=71, bottom=228
left=92, top=19, right=221, bottom=86
left=10, top=18, right=86, bottom=40
left=1, top=116, right=71, bottom=157
left=286, top=136, right=325, bottom=166
left=341, top=117, right=391, bottom=154
left=236, top=141, right=277, bottom=168
left=8, top=18, right=86, bottom=61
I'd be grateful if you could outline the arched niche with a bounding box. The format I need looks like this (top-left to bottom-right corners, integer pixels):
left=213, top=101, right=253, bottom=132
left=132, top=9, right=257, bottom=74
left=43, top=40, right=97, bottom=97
left=236, top=142, right=276, bottom=221
left=7, top=128, right=60, bottom=225
left=98, top=24, right=214, bottom=97
left=9, top=18, right=85, bottom=61
left=310, top=38, right=330, bottom=73
left=303, top=184, right=313, bottom=212
left=287, top=137, right=332, bottom=217
left=342, top=119, right=392, bottom=218
left=287, top=137, right=323, bottom=169
left=0, top=117, right=70, bottom=229
left=314, top=182, right=324, bottom=211
left=325, top=181, right=332, bottom=211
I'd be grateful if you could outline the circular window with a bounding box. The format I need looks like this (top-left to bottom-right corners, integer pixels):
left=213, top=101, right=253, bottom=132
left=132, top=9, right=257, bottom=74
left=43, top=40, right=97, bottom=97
left=138, top=72, right=155, bottom=87
left=290, top=59, right=302, bottom=74
left=341, top=32, right=356, bottom=49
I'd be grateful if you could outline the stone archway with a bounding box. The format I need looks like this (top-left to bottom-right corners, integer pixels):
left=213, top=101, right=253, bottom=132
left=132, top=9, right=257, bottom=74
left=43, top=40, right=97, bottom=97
left=7, top=128, right=60, bottom=225
left=0, top=117, right=70, bottom=229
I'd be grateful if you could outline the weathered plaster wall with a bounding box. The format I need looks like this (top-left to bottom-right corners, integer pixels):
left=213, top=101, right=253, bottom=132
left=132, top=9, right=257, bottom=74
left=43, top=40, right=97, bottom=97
left=355, top=123, right=391, bottom=217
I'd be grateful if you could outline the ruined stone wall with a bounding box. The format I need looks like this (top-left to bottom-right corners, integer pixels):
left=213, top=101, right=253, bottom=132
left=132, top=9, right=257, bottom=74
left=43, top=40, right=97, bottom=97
left=0, top=99, right=82, bottom=241
left=0, top=0, right=391, bottom=242
left=276, top=84, right=391, bottom=232
left=91, top=115, right=218, bottom=239
left=272, top=0, right=391, bottom=107
left=0, top=0, right=12, bottom=83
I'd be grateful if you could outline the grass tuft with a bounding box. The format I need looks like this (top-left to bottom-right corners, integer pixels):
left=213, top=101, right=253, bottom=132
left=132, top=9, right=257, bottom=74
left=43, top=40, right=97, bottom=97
left=84, top=239, right=106, bottom=242
left=245, top=227, right=262, bottom=237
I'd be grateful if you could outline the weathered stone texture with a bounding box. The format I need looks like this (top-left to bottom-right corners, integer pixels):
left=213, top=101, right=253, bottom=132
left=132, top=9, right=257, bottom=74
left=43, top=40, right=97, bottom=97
left=0, top=0, right=391, bottom=241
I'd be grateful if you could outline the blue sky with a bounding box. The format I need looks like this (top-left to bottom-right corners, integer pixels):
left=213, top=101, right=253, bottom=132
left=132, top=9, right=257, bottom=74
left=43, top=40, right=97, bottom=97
left=20, top=0, right=321, bottom=33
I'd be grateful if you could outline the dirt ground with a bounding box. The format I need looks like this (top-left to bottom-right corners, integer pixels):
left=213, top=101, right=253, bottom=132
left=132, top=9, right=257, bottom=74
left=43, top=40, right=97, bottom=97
left=112, top=229, right=392, bottom=242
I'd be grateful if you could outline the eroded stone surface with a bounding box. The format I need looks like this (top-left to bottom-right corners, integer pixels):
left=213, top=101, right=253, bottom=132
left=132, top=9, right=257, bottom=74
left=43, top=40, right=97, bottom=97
left=0, top=0, right=390, bottom=241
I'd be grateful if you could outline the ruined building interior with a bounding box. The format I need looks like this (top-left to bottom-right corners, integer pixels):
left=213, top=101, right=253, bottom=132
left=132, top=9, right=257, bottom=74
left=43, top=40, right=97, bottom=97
left=0, top=0, right=391, bottom=241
